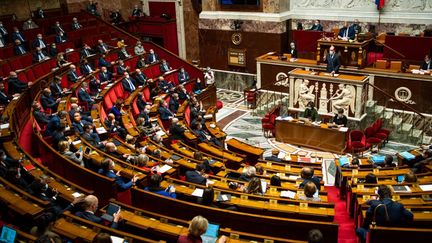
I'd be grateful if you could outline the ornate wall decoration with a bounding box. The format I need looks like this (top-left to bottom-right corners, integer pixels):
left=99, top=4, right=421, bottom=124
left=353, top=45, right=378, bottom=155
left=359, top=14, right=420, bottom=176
left=393, top=87, right=416, bottom=104
left=274, top=72, right=289, bottom=87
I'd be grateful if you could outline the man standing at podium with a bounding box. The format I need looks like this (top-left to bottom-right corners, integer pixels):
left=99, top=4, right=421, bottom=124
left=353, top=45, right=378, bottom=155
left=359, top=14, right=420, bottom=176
left=323, top=46, right=341, bottom=74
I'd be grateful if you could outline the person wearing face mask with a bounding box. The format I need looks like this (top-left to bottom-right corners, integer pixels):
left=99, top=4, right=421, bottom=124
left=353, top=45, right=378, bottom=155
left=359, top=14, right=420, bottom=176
left=53, top=21, right=65, bottom=36
left=56, top=52, right=68, bottom=68
left=55, top=31, right=67, bottom=43
left=289, top=42, right=298, bottom=59
left=80, top=58, right=94, bottom=75
left=80, top=43, right=94, bottom=59
left=40, top=88, right=60, bottom=112
left=146, top=49, right=159, bottom=64
left=134, top=69, right=148, bottom=86
left=118, top=46, right=130, bottom=60
left=71, top=17, right=82, bottom=30
left=14, top=39, right=26, bottom=55
left=309, top=19, right=323, bottom=31
left=303, top=101, right=319, bottom=122
left=99, top=159, right=139, bottom=193
left=420, top=54, right=431, bottom=71
left=50, top=76, right=66, bottom=98
left=22, top=18, right=38, bottom=30
left=159, top=59, right=172, bottom=73
left=178, top=67, right=190, bottom=84
left=323, top=45, right=341, bottom=75
left=193, top=78, right=203, bottom=94
left=134, top=41, right=145, bottom=56
left=89, top=74, right=101, bottom=96
left=8, top=71, right=30, bottom=94
left=136, top=55, right=146, bottom=69
left=11, top=27, right=26, bottom=43
left=33, top=47, right=49, bottom=63
left=138, top=104, right=151, bottom=125
left=98, top=66, right=113, bottom=83
left=0, top=82, right=12, bottom=105
left=0, top=22, right=9, bottom=43
left=203, top=67, right=214, bottom=85
left=97, top=39, right=111, bottom=54
left=338, top=21, right=355, bottom=40
left=331, top=108, right=348, bottom=127
left=50, top=43, right=58, bottom=57
left=27, top=174, right=62, bottom=216
left=122, top=72, right=137, bottom=93
left=32, top=34, right=47, bottom=50
left=131, top=4, right=143, bottom=18
left=67, top=65, right=82, bottom=83
left=116, top=60, right=129, bottom=75
left=78, top=82, right=95, bottom=107
left=36, top=7, right=45, bottom=18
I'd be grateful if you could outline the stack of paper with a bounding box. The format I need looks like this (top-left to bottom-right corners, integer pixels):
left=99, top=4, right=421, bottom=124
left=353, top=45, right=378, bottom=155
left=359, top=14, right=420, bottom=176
left=192, top=188, right=204, bottom=197
left=419, top=184, right=432, bottom=191
left=158, top=164, right=172, bottom=174
left=280, top=190, right=296, bottom=199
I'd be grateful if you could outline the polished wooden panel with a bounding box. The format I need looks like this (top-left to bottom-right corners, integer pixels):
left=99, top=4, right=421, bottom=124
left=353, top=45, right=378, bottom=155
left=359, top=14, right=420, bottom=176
left=275, top=120, right=347, bottom=153
left=226, top=138, right=264, bottom=163
left=317, top=38, right=372, bottom=68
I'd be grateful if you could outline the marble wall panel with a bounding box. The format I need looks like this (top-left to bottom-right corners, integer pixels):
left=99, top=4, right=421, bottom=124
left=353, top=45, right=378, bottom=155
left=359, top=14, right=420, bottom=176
left=0, top=0, right=60, bottom=20
left=199, top=18, right=286, bottom=34
left=183, top=0, right=200, bottom=61
left=202, top=0, right=218, bottom=11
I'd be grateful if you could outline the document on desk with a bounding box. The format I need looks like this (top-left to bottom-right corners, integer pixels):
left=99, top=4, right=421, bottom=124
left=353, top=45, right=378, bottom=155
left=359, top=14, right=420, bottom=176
left=280, top=190, right=296, bottom=199
left=95, top=127, right=107, bottom=134
left=192, top=188, right=204, bottom=197
left=158, top=164, right=172, bottom=174
left=419, top=184, right=432, bottom=191
left=339, top=127, right=349, bottom=132
left=261, top=180, right=267, bottom=194
left=288, top=175, right=300, bottom=180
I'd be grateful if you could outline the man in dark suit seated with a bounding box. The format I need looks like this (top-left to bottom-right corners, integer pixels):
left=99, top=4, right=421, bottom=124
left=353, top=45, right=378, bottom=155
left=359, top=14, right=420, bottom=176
left=134, top=69, right=148, bottom=86
left=309, top=20, right=323, bottom=31
left=98, top=54, right=113, bottom=69
left=117, top=46, right=130, bottom=60
left=99, top=67, right=113, bottom=83
left=299, top=167, right=321, bottom=191
left=177, top=67, right=190, bottom=84
left=73, top=195, right=120, bottom=228
left=136, top=56, right=146, bottom=69
left=338, top=21, right=355, bottom=40
left=11, top=27, right=26, bottom=43
left=289, top=42, right=298, bottom=59
left=169, top=93, right=180, bottom=113
left=192, top=122, right=222, bottom=147
left=81, top=124, right=105, bottom=149
left=14, top=39, right=27, bottom=55
left=80, top=43, right=94, bottom=59
left=8, top=71, right=29, bottom=94
left=98, top=158, right=139, bottom=191
left=159, top=100, right=174, bottom=123
left=185, top=164, right=208, bottom=185
left=32, top=34, right=47, bottom=50
left=54, top=32, right=67, bottom=44
left=146, top=49, right=159, bottom=64
left=356, top=185, right=413, bottom=243
left=80, top=59, right=94, bottom=76
left=0, top=82, right=12, bottom=105
left=53, top=21, right=66, bottom=36
left=323, top=45, right=341, bottom=74
left=169, top=118, right=185, bottom=141
left=33, top=47, right=50, bottom=63
left=67, top=65, right=82, bottom=83
left=69, top=102, right=92, bottom=122
left=131, top=4, right=143, bottom=17
left=50, top=76, right=66, bottom=98
left=78, top=82, right=95, bottom=106
left=104, top=113, right=127, bottom=139
left=46, top=111, right=67, bottom=136
left=96, top=39, right=111, bottom=54
left=71, top=17, right=82, bottom=30
left=421, top=54, right=431, bottom=71
left=157, top=76, right=173, bottom=93
left=159, top=59, right=172, bottom=73
left=116, top=60, right=129, bottom=75
left=0, top=22, right=8, bottom=44
left=40, top=88, right=60, bottom=113
left=265, top=148, right=282, bottom=162
left=121, top=72, right=136, bottom=93
left=32, top=102, right=51, bottom=125
left=104, top=142, right=129, bottom=160
left=72, top=112, right=92, bottom=135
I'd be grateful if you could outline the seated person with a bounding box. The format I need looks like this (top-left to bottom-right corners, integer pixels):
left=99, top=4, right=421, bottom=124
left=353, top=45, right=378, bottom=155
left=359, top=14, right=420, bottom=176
left=12, top=27, right=26, bottom=43
left=118, top=46, right=130, bottom=60
left=289, top=42, right=297, bottom=59
left=99, top=67, right=113, bottom=83
left=365, top=173, right=377, bottom=184
left=46, top=111, right=67, bottom=136
left=169, top=117, right=185, bottom=141
left=104, top=113, right=127, bottom=139
left=40, top=88, right=60, bottom=112
left=420, top=54, right=431, bottom=71
left=81, top=43, right=94, bottom=59
left=109, top=99, right=126, bottom=121
left=33, top=47, right=49, bottom=63
left=309, top=20, right=323, bottom=31
left=193, top=79, right=203, bottom=94
left=169, top=93, right=180, bottom=113
left=265, top=148, right=282, bottom=162
left=159, top=59, right=172, bottom=73
left=383, top=155, right=396, bottom=168
left=239, top=166, right=256, bottom=182
left=97, top=39, right=111, bottom=54
left=243, top=177, right=263, bottom=195
left=404, top=171, right=417, bottom=183
left=299, top=167, right=321, bottom=191
left=88, top=75, right=101, bottom=96
left=298, top=181, right=321, bottom=202
left=331, top=108, right=348, bottom=127
left=67, top=65, right=82, bottom=83
left=58, top=140, right=84, bottom=166
left=104, top=142, right=129, bottom=160
left=134, top=41, right=145, bottom=56
left=185, top=164, right=208, bottom=185
left=54, top=32, right=67, bottom=44
left=412, top=149, right=432, bottom=173
left=98, top=158, right=138, bottom=191
left=72, top=112, right=91, bottom=135
left=80, top=59, right=94, bottom=75
left=146, top=49, right=159, bottom=64
left=32, top=34, right=47, bottom=50
left=270, top=175, right=281, bottom=186
left=157, top=76, right=173, bottom=93
left=14, top=39, right=27, bottom=55
left=303, top=101, right=319, bottom=122
left=338, top=21, right=355, bottom=40
left=71, top=17, right=82, bottom=30
left=23, top=18, right=38, bottom=30
left=131, top=5, right=143, bottom=17
left=8, top=71, right=30, bottom=94
left=50, top=76, right=66, bottom=98
left=341, top=157, right=360, bottom=169
left=136, top=55, right=146, bottom=69
left=158, top=100, right=174, bottom=123
left=50, top=43, right=59, bottom=57
left=122, top=72, right=136, bottom=93
left=176, top=67, right=189, bottom=84
left=74, top=195, right=120, bottom=228
left=32, top=102, right=51, bottom=125
left=82, top=124, right=105, bottom=149
left=356, top=185, right=413, bottom=243
left=134, top=69, right=148, bottom=86
left=192, top=122, right=222, bottom=147
left=144, top=174, right=176, bottom=198
left=116, top=60, right=129, bottom=75
left=0, top=83, right=12, bottom=105
left=53, top=21, right=66, bottom=36
left=56, top=52, right=68, bottom=67
left=323, top=45, right=341, bottom=74
left=78, top=82, right=94, bottom=105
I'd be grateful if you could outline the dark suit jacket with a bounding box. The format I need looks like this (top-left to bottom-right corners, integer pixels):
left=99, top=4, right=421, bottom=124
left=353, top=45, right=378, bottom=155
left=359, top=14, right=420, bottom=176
left=50, top=82, right=63, bottom=98
left=338, top=26, right=355, bottom=40
left=134, top=73, right=147, bottom=86
left=310, top=24, right=323, bottom=31
left=55, top=35, right=67, bottom=43
left=89, top=78, right=100, bottom=96
left=136, top=59, right=146, bottom=69
left=14, top=44, right=26, bottom=55
left=265, top=155, right=282, bottom=162
left=12, top=32, right=25, bottom=42
left=158, top=106, right=173, bottom=121
left=72, top=120, right=91, bottom=135
left=122, top=77, right=136, bottom=93
left=158, top=80, right=173, bottom=93
left=78, top=88, right=93, bottom=103
left=299, top=177, right=321, bottom=191
left=32, top=39, right=47, bottom=49
left=98, top=169, right=133, bottom=191
left=365, top=198, right=413, bottom=226
left=32, top=51, right=48, bottom=63
left=40, top=94, right=58, bottom=111
left=169, top=123, right=185, bottom=140
left=99, top=71, right=113, bottom=82
left=80, top=63, right=94, bottom=75
left=116, top=65, right=127, bottom=75
left=67, top=70, right=80, bottom=83
left=118, top=50, right=129, bottom=60
left=97, top=43, right=109, bottom=54
left=169, top=98, right=179, bottom=113
left=75, top=211, right=118, bottom=228
left=46, top=115, right=61, bottom=136
left=136, top=97, right=146, bottom=111
left=421, top=61, right=431, bottom=70
left=185, top=170, right=206, bottom=185
left=290, top=48, right=298, bottom=58
left=146, top=53, right=159, bottom=64
left=98, top=57, right=111, bottom=68
left=82, top=131, right=103, bottom=148
left=178, top=71, right=189, bottom=84
left=8, top=77, right=27, bottom=94
left=33, top=110, right=51, bottom=125
left=49, top=47, right=58, bottom=57
left=159, top=62, right=171, bottom=73
left=325, top=54, right=341, bottom=73
left=194, top=129, right=208, bottom=143
left=81, top=48, right=93, bottom=59
left=0, top=91, right=12, bottom=105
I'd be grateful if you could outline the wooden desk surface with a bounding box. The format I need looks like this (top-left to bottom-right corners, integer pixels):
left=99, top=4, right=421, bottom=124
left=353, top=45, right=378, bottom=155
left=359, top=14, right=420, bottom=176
left=289, top=68, right=367, bottom=82
left=205, top=121, right=227, bottom=139
left=275, top=120, right=347, bottom=153
left=317, top=38, right=372, bottom=47
left=0, top=185, right=44, bottom=216
left=198, top=142, right=243, bottom=163
left=256, top=53, right=317, bottom=65
left=226, top=138, right=264, bottom=157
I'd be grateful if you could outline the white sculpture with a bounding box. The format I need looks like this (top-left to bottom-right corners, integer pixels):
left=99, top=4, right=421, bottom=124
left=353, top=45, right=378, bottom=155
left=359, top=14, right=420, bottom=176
left=294, top=79, right=315, bottom=108
left=329, top=83, right=356, bottom=114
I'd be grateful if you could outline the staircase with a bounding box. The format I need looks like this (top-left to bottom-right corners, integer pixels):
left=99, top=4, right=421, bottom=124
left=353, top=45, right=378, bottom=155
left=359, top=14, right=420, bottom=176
left=253, top=90, right=289, bottom=116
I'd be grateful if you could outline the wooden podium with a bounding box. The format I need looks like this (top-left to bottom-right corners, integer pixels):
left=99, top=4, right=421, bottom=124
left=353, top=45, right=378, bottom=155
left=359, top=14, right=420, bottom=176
left=317, top=38, right=372, bottom=68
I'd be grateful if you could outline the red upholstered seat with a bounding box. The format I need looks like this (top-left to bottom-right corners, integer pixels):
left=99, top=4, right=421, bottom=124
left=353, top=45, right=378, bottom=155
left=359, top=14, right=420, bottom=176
left=216, top=100, right=223, bottom=110
left=365, top=126, right=382, bottom=149
left=347, top=130, right=370, bottom=154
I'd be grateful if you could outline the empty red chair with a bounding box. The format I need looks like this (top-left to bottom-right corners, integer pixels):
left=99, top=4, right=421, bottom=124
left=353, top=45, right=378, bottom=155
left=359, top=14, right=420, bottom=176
left=373, top=119, right=390, bottom=142
left=365, top=126, right=382, bottom=149
left=348, top=130, right=370, bottom=154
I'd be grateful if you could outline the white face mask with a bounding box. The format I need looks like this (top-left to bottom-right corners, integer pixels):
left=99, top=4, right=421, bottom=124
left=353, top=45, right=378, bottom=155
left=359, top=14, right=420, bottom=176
left=330, top=50, right=335, bottom=55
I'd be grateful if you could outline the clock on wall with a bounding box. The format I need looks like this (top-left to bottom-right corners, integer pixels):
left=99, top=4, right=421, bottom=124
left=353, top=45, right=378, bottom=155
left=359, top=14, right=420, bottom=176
left=231, top=32, right=242, bottom=45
